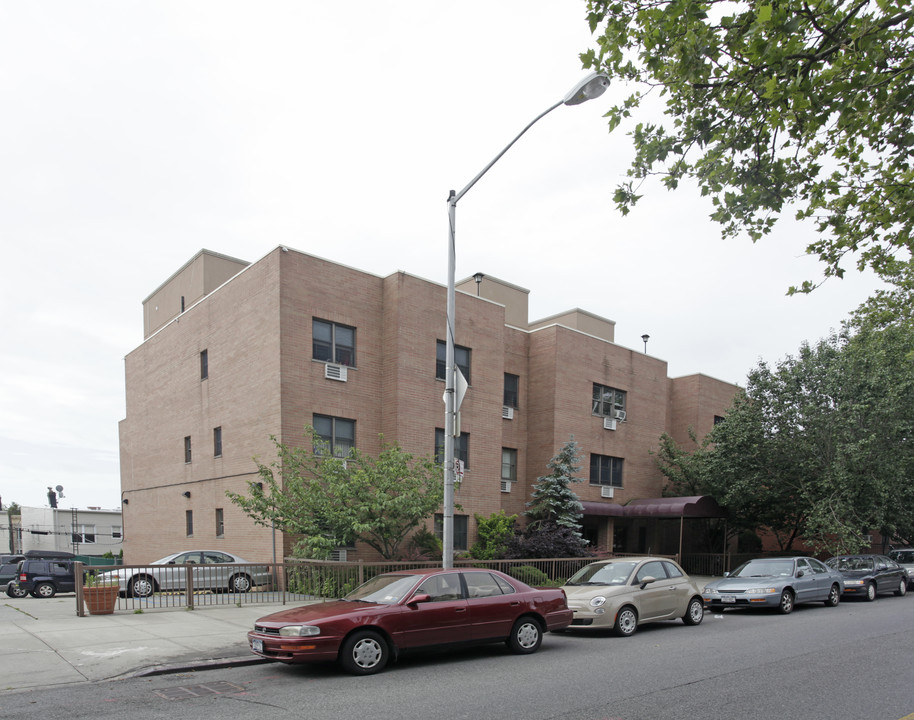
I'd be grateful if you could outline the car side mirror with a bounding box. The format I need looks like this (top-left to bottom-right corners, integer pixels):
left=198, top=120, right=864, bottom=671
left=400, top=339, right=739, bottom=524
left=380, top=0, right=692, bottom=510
left=796, top=570, right=805, bottom=577
left=407, top=593, right=431, bottom=606
left=639, top=576, right=657, bottom=589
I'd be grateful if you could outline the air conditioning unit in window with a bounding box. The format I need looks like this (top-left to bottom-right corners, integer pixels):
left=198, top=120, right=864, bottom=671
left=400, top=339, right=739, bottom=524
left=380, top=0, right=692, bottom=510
left=614, top=410, right=626, bottom=422
left=603, top=417, right=617, bottom=431
left=601, top=486, right=615, bottom=499
left=502, top=406, right=514, bottom=420
left=325, top=363, right=348, bottom=381
left=500, top=481, right=512, bottom=493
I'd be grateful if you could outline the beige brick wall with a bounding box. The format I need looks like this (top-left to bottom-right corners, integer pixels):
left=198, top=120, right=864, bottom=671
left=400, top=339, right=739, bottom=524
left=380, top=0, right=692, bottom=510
left=121, top=247, right=740, bottom=562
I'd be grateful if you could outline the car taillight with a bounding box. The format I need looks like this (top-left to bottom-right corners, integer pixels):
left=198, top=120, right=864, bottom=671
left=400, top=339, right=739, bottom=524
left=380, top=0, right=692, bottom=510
left=19, top=573, right=26, bottom=581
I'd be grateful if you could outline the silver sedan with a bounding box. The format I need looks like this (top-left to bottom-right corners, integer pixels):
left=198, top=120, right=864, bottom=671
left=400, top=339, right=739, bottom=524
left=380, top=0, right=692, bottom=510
left=100, top=550, right=271, bottom=597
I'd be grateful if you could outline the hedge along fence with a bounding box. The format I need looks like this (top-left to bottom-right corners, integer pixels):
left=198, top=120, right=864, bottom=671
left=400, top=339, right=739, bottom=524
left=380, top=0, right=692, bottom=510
left=283, top=555, right=662, bottom=599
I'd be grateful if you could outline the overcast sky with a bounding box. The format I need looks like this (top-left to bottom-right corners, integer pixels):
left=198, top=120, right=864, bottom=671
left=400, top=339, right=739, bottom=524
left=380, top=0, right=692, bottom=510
left=0, top=1, right=884, bottom=511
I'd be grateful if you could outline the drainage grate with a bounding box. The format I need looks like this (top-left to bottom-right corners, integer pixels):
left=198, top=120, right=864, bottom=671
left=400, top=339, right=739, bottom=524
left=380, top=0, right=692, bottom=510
left=153, top=681, right=246, bottom=700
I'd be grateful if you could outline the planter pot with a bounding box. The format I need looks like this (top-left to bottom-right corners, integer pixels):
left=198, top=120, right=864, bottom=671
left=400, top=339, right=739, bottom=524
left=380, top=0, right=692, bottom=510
left=83, top=585, right=120, bottom=615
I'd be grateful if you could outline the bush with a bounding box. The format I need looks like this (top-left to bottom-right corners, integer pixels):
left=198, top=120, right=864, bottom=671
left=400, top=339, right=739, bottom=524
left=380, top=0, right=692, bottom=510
left=504, top=522, right=594, bottom=559
left=405, top=527, right=442, bottom=561
left=508, top=565, right=551, bottom=586
left=470, top=510, right=517, bottom=560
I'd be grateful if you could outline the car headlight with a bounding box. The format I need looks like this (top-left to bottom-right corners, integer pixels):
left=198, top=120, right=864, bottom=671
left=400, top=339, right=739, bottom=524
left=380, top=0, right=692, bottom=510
left=702, top=586, right=719, bottom=594
left=278, top=625, right=321, bottom=637
left=745, top=587, right=777, bottom=595
left=590, top=596, right=607, bottom=608
left=844, top=579, right=865, bottom=586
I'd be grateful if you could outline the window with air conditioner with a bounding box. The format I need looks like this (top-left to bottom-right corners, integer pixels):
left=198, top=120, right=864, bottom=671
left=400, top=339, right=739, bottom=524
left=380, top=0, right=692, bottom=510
left=435, top=428, right=469, bottom=468
left=503, top=373, right=519, bottom=408
left=313, top=319, right=356, bottom=366
left=501, top=448, right=516, bottom=491
left=593, top=383, right=627, bottom=419
left=590, top=454, right=623, bottom=488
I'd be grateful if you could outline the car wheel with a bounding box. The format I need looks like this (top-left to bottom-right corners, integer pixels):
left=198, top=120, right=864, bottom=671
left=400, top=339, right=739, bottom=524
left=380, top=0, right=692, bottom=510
left=34, top=582, right=56, bottom=599
left=895, top=579, right=907, bottom=597
left=339, top=630, right=389, bottom=675
left=683, top=597, right=704, bottom=625
left=507, top=617, right=543, bottom=654
left=130, top=575, right=156, bottom=598
left=824, top=584, right=841, bottom=607
left=6, top=585, right=28, bottom=599
left=865, top=582, right=876, bottom=602
left=229, top=574, right=252, bottom=593
left=614, top=606, right=638, bottom=637
left=777, top=589, right=794, bottom=614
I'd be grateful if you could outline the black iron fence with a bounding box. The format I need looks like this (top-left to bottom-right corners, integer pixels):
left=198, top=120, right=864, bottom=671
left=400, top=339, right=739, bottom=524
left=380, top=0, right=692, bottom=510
left=72, top=552, right=696, bottom=616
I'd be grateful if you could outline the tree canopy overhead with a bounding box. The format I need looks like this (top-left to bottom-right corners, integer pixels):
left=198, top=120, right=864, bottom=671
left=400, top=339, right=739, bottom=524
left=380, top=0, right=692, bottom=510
left=583, top=0, right=914, bottom=292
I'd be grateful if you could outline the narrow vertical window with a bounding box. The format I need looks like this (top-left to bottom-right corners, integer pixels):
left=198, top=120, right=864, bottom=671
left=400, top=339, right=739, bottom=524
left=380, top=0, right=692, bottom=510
left=200, top=349, right=208, bottom=380
left=184, top=436, right=192, bottom=463
left=181, top=295, right=185, bottom=312
left=504, top=373, right=519, bottom=408
left=213, top=427, right=222, bottom=457
left=215, top=508, right=224, bottom=537
left=185, top=510, right=194, bottom=537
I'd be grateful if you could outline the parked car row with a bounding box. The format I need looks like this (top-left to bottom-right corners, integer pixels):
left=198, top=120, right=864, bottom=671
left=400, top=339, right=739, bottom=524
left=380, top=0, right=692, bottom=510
left=247, top=551, right=914, bottom=676
left=4, top=549, right=269, bottom=599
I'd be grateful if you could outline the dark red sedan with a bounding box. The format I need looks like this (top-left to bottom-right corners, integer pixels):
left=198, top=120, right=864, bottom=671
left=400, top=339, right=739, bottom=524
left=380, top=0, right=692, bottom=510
left=247, top=567, right=573, bottom=674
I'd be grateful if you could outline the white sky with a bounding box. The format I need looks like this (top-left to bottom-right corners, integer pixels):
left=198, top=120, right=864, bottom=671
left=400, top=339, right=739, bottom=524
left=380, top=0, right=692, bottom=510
left=0, top=1, right=884, bottom=511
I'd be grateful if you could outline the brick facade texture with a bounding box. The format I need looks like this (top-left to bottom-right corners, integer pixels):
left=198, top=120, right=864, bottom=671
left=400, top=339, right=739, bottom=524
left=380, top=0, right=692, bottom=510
left=119, top=248, right=740, bottom=563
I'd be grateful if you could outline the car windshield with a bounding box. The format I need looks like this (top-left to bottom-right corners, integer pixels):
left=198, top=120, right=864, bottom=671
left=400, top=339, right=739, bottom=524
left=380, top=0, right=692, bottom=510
left=566, top=561, right=638, bottom=586
left=731, top=559, right=795, bottom=578
left=344, top=574, right=421, bottom=604
left=826, top=556, right=874, bottom=572
left=890, top=550, right=914, bottom=564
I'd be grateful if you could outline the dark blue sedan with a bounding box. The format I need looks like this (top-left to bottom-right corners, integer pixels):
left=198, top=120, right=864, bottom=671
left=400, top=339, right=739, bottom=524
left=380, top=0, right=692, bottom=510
left=824, top=555, right=908, bottom=601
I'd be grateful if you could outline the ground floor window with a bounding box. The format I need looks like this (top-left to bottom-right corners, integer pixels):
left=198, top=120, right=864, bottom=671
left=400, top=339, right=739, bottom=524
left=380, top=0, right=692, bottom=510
left=434, top=513, right=468, bottom=551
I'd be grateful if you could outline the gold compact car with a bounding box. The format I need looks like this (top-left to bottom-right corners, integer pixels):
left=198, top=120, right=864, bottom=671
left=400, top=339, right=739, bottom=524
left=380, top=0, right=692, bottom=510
left=562, top=557, right=704, bottom=637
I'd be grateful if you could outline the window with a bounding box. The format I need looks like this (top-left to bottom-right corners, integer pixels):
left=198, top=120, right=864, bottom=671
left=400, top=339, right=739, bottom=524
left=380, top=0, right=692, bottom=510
left=436, top=340, right=471, bottom=383
left=184, top=436, right=192, bottom=463
left=213, top=427, right=222, bottom=457
left=111, top=526, right=122, bottom=539
left=200, top=349, right=208, bottom=380
left=590, top=454, right=624, bottom=487
left=593, top=383, right=626, bottom=417
left=501, top=448, right=517, bottom=482
left=714, top=415, right=725, bottom=425
left=504, top=373, right=519, bottom=408
left=72, top=524, right=96, bottom=544
left=415, top=573, right=464, bottom=602
left=662, top=561, right=683, bottom=578
left=435, top=428, right=469, bottom=468
left=185, top=510, right=194, bottom=537
left=434, top=514, right=469, bottom=551
left=313, top=319, right=356, bottom=366
left=313, top=414, right=355, bottom=457
left=635, top=560, right=667, bottom=583
left=215, top=509, right=224, bottom=537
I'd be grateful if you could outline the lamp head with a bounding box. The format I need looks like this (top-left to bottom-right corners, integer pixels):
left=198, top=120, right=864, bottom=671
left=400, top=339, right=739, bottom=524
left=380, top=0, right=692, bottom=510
left=563, top=72, right=610, bottom=106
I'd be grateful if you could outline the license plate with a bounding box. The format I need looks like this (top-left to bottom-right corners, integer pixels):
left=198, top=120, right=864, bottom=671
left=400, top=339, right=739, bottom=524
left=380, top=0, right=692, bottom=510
left=722, top=596, right=736, bottom=604
left=252, top=638, right=263, bottom=653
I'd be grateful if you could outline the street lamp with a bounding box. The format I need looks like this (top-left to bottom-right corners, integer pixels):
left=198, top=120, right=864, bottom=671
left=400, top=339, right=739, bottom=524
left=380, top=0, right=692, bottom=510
left=442, top=71, right=610, bottom=568
left=642, top=334, right=650, bottom=353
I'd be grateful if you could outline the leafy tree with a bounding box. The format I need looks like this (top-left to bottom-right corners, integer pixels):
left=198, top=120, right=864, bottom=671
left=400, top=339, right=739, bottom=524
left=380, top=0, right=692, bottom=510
left=526, top=438, right=586, bottom=540
left=227, top=429, right=443, bottom=560
left=664, top=325, right=914, bottom=554
left=469, top=510, right=517, bottom=560
left=583, top=0, right=914, bottom=292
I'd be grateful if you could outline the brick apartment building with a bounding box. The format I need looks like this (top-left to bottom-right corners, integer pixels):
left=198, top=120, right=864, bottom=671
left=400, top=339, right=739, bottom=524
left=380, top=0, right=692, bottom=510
left=118, top=247, right=739, bottom=565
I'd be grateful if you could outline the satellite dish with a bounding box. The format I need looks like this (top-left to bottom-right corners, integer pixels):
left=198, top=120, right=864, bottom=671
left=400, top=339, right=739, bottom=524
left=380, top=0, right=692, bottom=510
left=55, top=485, right=65, bottom=498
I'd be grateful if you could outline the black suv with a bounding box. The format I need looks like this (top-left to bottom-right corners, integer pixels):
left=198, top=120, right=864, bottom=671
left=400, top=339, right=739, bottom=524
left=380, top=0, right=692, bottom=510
left=11, top=556, right=77, bottom=598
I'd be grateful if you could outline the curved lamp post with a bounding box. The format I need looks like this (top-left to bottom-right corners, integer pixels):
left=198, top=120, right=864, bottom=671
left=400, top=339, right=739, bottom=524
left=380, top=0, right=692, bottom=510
left=442, top=71, right=610, bottom=568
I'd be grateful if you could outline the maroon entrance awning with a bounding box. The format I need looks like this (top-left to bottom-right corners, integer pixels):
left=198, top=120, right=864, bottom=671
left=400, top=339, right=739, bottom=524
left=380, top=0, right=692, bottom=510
left=622, top=496, right=725, bottom=518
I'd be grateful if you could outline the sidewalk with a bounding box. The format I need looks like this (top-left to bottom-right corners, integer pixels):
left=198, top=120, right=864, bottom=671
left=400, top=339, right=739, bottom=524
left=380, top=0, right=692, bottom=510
left=0, top=577, right=717, bottom=695
left=0, top=594, right=288, bottom=695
